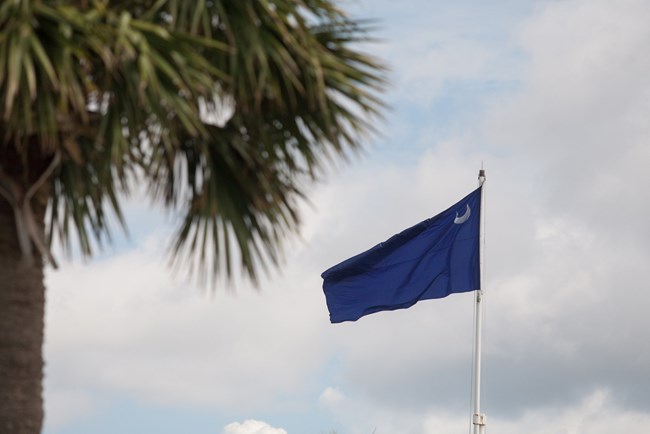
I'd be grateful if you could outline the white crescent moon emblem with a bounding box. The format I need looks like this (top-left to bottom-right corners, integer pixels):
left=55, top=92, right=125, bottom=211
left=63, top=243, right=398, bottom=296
left=454, top=204, right=471, bottom=224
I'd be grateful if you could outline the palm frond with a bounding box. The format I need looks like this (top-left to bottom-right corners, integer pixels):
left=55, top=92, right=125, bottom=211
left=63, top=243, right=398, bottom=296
left=0, top=0, right=386, bottom=283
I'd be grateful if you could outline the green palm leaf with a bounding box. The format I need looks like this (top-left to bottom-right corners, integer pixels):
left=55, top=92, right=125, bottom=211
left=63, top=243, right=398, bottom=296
left=1, top=0, right=386, bottom=282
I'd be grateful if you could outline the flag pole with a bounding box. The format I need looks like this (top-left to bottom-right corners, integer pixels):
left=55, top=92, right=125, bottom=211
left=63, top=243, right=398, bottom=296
left=472, top=169, right=487, bottom=434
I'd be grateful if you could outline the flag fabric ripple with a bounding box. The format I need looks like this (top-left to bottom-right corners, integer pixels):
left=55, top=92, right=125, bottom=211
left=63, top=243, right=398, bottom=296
left=322, top=187, right=482, bottom=323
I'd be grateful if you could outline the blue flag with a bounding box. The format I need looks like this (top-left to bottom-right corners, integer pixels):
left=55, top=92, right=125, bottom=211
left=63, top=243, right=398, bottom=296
left=322, top=187, right=482, bottom=323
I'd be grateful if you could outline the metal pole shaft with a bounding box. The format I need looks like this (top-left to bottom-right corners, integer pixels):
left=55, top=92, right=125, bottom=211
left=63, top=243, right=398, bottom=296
left=472, top=170, right=487, bottom=434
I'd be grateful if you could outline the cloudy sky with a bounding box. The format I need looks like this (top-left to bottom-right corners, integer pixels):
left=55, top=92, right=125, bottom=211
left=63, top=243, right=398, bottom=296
left=43, top=0, right=650, bottom=433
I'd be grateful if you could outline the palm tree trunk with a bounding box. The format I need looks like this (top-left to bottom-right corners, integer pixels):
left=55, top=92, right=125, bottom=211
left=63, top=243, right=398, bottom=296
left=0, top=198, right=45, bottom=433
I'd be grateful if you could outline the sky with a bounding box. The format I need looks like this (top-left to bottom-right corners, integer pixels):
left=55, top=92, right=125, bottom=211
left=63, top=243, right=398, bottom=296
left=42, top=0, right=650, bottom=433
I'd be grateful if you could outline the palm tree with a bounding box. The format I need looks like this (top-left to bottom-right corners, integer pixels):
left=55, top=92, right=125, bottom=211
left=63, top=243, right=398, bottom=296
left=0, top=1, right=385, bottom=432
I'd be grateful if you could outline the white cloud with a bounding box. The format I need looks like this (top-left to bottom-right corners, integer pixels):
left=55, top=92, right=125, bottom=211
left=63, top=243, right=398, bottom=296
left=485, top=0, right=650, bottom=223
left=320, top=388, right=650, bottom=434
left=318, top=387, right=346, bottom=408
left=491, top=389, right=650, bottom=434
left=474, top=0, right=650, bottom=416
left=44, top=233, right=332, bottom=415
left=44, top=389, right=101, bottom=431
left=223, top=420, right=287, bottom=434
